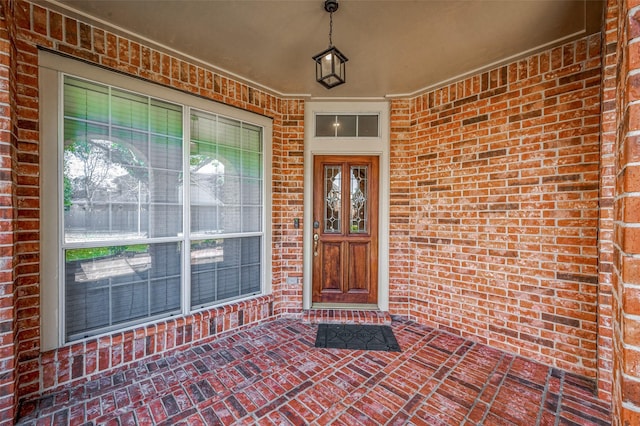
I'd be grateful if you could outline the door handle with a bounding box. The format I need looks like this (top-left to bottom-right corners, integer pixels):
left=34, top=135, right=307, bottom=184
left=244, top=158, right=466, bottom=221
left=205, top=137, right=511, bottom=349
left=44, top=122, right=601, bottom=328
left=313, top=233, right=319, bottom=257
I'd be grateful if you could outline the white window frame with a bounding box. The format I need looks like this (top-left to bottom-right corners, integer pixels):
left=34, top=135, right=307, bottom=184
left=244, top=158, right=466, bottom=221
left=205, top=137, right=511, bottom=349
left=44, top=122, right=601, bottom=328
left=39, top=51, right=272, bottom=349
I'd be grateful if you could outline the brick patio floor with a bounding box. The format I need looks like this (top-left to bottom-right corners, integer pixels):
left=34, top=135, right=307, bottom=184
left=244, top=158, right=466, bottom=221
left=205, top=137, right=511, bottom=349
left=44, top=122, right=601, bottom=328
left=16, top=316, right=611, bottom=425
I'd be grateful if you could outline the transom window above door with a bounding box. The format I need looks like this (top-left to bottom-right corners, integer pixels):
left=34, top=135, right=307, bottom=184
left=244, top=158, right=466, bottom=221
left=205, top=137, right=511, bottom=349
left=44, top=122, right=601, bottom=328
left=315, top=114, right=379, bottom=138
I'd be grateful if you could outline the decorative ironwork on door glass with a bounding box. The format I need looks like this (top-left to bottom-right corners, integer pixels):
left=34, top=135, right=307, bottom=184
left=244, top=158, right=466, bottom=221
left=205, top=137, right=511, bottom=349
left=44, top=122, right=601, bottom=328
left=350, top=166, right=368, bottom=233
left=324, top=165, right=341, bottom=232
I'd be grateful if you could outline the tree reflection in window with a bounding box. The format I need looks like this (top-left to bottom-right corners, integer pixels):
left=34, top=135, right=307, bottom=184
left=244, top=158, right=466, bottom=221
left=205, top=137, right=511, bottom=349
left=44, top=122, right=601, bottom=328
left=64, top=136, right=149, bottom=242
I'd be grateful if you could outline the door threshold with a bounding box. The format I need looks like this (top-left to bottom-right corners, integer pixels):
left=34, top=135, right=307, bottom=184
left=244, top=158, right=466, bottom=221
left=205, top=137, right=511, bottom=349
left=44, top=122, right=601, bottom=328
left=303, top=306, right=392, bottom=325
left=311, top=303, right=379, bottom=310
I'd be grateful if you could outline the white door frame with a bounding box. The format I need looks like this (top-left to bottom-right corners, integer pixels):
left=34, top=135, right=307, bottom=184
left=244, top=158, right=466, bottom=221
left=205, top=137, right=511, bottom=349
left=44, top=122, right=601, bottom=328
left=303, top=101, right=390, bottom=310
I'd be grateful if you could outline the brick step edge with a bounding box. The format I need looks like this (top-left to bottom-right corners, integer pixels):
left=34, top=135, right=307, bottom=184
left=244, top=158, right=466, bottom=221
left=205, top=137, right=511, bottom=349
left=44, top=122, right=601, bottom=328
left=301, top=309, right=392, bottom=325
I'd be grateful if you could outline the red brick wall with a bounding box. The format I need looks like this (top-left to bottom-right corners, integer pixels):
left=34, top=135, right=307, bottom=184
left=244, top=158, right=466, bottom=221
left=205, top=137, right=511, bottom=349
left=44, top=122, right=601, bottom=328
left=4, top=0, right=306, bottom=409
left=389, top=35, right=604, bottom=379
left=598, top=0, right=620, bottom=405
left=13, top=3, right=41, bottom=405
left=0, top=0, right=18, bottom=422
left=612, top=0, right=640, bottom=423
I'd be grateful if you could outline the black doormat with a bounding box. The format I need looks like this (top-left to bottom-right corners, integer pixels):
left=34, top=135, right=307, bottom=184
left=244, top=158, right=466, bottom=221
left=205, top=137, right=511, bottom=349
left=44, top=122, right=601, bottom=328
left=314, top=323, right=401, bottom=352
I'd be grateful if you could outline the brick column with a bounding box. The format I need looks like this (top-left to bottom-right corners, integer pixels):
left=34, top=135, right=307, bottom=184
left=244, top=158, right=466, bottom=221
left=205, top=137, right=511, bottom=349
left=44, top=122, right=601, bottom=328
left=272, top=99, right=305, bottom=315
left=598, top=0, right=619, bottom=402
left=0, top=1, right=17, bottom=424
left=613, top=0, right=640, bottom=423
left=388, top=99, right=413, bottom=315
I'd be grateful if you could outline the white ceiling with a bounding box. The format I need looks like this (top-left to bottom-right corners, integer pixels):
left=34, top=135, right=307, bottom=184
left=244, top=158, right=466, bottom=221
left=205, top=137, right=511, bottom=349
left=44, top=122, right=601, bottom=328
left=43, top=0, right=603, bottom=99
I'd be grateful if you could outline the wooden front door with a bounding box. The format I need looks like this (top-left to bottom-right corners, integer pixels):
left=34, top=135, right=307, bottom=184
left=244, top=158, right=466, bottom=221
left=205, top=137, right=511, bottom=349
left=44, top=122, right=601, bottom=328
left=312, top=155, right=379, bottom=304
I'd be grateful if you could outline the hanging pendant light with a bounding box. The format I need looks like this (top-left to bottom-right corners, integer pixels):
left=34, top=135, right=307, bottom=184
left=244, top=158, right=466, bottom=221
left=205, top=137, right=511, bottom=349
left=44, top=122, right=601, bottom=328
left=312, top=0, right=348, bottom=89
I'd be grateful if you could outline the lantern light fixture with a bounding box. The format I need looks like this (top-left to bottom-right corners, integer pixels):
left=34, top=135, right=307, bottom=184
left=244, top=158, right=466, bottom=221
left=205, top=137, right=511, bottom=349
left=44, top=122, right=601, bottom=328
left=312, top=0, right=348, bottom=89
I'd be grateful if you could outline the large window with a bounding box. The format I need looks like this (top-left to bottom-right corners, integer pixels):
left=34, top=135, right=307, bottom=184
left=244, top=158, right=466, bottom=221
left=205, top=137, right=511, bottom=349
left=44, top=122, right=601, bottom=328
left=41, top=54, right=271, bottom=345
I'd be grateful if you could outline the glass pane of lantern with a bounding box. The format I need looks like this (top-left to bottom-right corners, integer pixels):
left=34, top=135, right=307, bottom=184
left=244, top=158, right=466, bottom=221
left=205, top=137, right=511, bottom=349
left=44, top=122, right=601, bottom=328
left=325, top=76, right=339, bottom=87
left=316, top=115, right=336, bottom=137
left=336, top=115, right=356, bottom=137
left=321, top=53, right=334, bottom=76
left=358, top=115, right=379, bottom=137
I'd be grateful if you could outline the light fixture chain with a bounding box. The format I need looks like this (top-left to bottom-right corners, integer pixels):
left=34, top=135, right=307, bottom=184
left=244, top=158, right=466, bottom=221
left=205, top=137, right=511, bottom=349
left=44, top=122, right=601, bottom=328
left=329, top=11, right=333, bottom=47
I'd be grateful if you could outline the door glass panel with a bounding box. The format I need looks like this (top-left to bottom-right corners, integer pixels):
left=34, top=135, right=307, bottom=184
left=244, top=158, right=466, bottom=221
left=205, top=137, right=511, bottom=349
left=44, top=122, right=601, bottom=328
left=324, top=166, right=341, bottom=233
left=350, top=166, right=368, bottom=233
